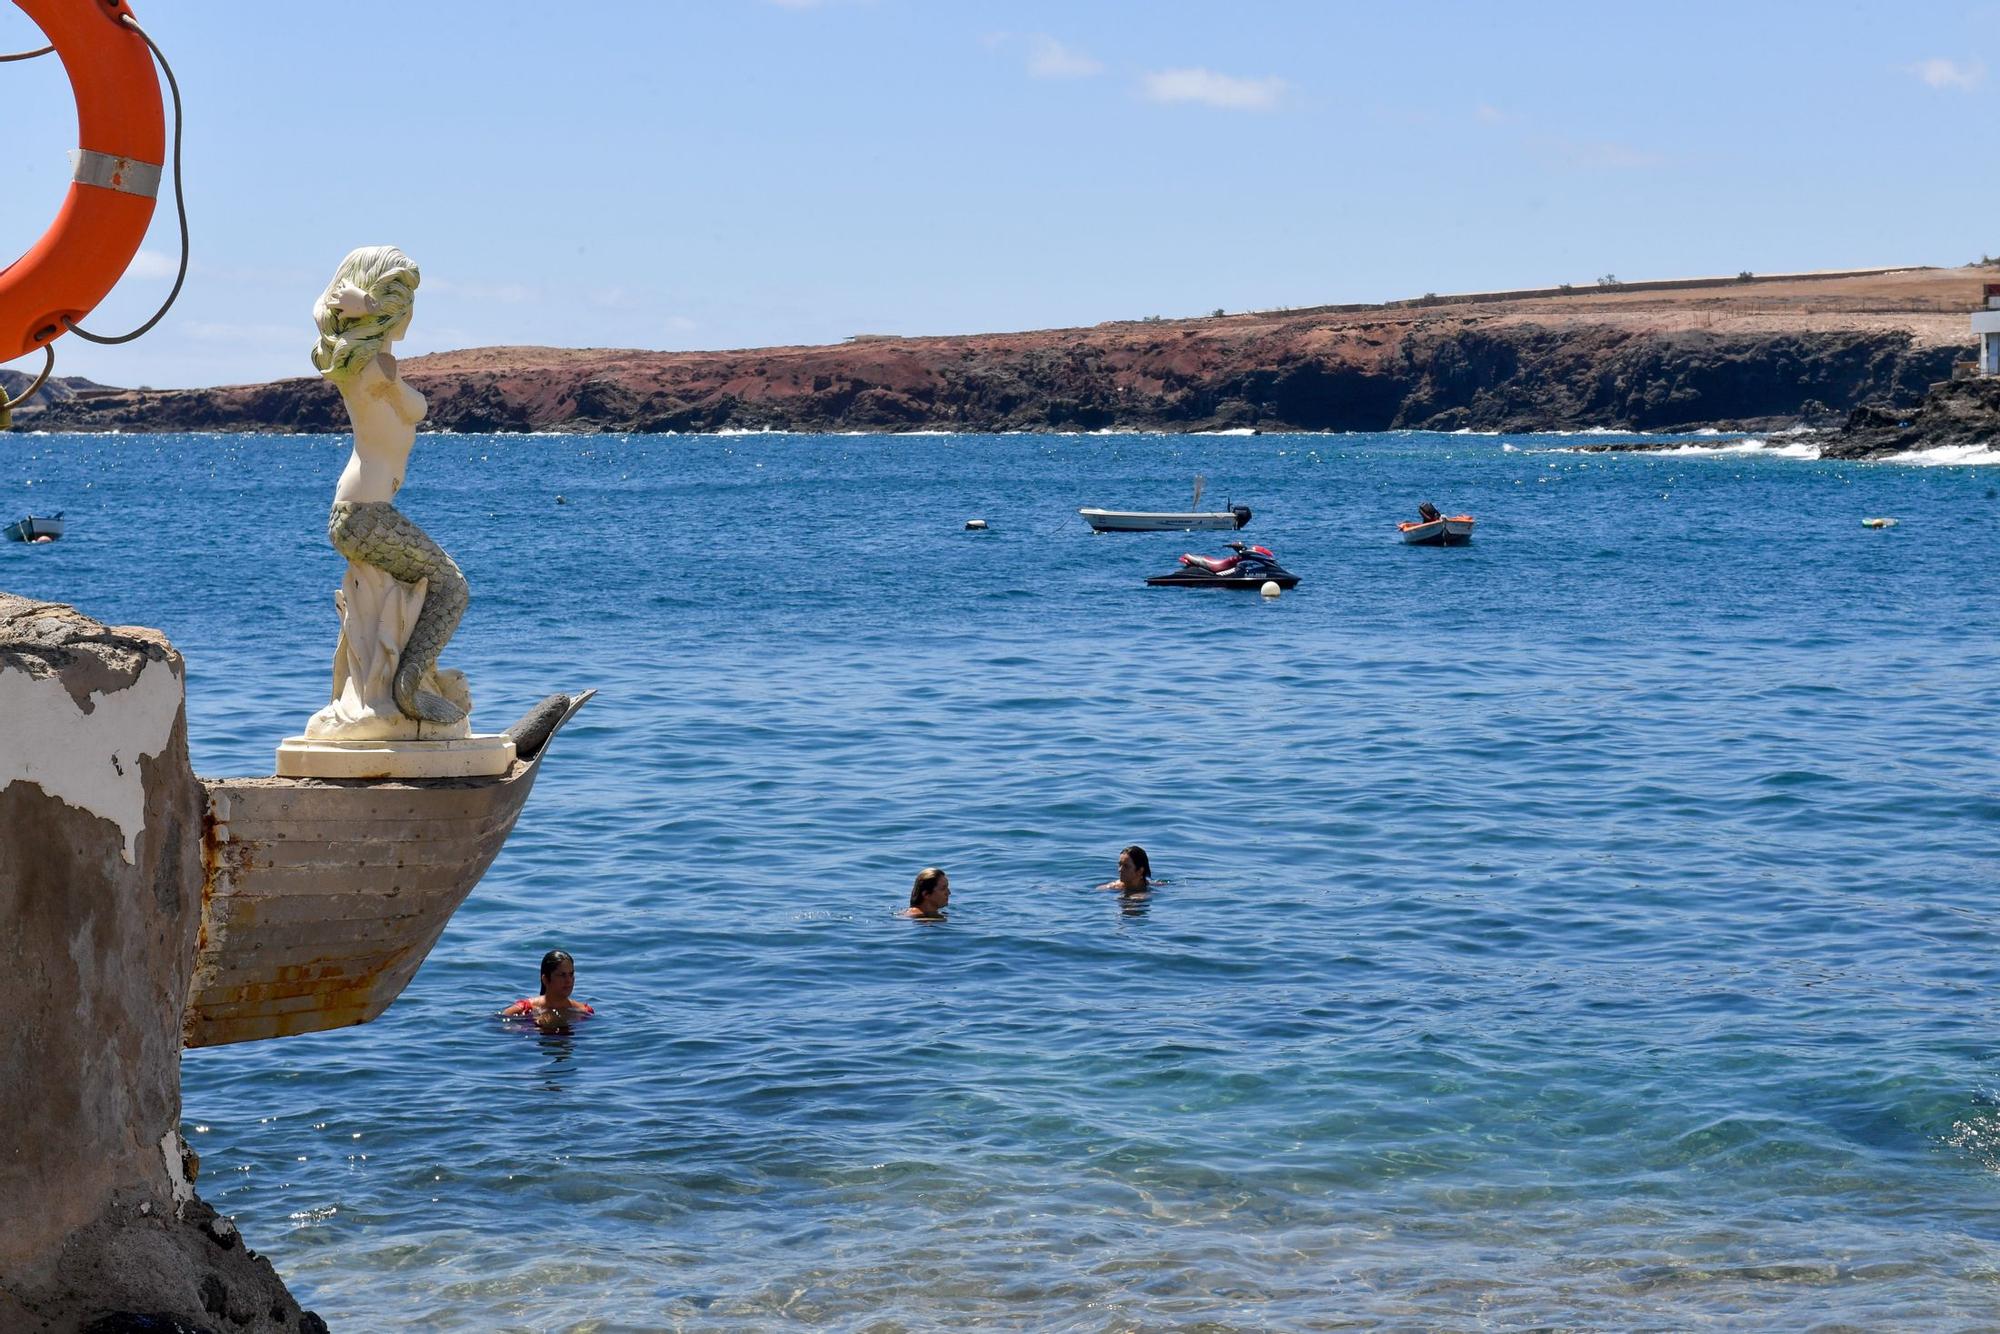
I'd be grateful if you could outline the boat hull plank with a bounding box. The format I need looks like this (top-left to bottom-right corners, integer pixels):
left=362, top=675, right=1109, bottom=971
left=209, top=828, right=512, bottom=875
left=195, top=905, right=442, bottom=952
left=197, top=967, right=412, bottom=1011
left=203, top=887, right=448, bottom=929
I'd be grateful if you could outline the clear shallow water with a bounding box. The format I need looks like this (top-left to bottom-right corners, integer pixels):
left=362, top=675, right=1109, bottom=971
left=7, top=430, right=2000, bottom=1330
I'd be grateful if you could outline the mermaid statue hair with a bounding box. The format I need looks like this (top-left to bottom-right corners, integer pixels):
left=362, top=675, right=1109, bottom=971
left=310, top=245, right=421, bottom=384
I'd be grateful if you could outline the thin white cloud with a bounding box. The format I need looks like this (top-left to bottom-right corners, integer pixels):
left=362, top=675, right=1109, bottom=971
left=1905, top=57, right=1985, bottom=89
left=1028, top=35, right=1103, bottom=79
left=181, top=258, right=320, bottom=289
left=422, top=276, right=539, bottom=305
left=1567, top=141, right=1661, bottom=169
left=1473, top=105, right=1653, bottom=169
left=1533, top=135, right=1664, bottom=171
left=127, top=248, right=179, bottom=280
left=419, top=325, right=484, bottom=347
left=181, top=320, right=301, bottom=347
left=1142, top=67, right=1287, bottom=111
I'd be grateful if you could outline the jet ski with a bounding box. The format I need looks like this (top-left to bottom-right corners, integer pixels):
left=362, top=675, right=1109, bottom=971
left=1146, top=541, right=1300, bottom=589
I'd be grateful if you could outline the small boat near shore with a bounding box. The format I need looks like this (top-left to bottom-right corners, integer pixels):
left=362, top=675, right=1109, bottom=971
left=1082, top=474, right=1251, bottom=533
left=1398, top=503, right=1474, bottom=546
left=5, top=511, right=62, bottom=542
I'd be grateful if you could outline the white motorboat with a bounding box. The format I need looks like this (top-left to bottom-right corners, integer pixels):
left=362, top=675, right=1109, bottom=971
left=1080, top=475, right=1252, bottom=533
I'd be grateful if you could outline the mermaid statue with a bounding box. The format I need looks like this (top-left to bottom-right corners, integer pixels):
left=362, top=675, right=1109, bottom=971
left=301, top=245, right=472, bottom=742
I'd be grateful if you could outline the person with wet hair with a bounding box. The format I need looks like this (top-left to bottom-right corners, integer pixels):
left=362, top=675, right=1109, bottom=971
left=906, top=867, right=951, bottom=919
left=499, top=949, right=594, bottom=1030
left=1099, top=845, right=1156, bottom=893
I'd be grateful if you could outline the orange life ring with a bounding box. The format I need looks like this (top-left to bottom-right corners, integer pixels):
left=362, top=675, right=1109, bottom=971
left=0, top=0, right=163, bottom=362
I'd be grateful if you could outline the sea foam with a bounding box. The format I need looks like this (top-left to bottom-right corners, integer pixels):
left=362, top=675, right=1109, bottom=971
left=1887, top=443, right=2000, bottom=467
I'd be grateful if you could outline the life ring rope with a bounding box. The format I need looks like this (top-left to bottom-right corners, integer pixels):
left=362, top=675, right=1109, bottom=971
left=1, top=344, right=53, bottom=413
left=61, top=11, right=186, bottom=346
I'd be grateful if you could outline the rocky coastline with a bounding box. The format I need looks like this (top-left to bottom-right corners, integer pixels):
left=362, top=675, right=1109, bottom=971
left=1816, top=372, right=2000, bottom=458
left=6, top=266, right=1990, bottom=447
left=1568, top=363, right=2000, bottom=460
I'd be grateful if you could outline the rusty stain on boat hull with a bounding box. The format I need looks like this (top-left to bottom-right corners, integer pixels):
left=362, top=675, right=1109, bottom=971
left=183, top=692, right=590, bottom=1048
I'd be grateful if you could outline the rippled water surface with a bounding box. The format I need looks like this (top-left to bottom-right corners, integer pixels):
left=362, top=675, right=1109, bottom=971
left=7, top=431, right=2000, bottom=1330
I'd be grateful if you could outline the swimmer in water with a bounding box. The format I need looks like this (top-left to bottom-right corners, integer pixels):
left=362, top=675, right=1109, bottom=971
left=905, top=867, right=950, bottom=919
left=498, top=949, right=594, bottom=1031
left=1098, top=844, right=1156, bottom=893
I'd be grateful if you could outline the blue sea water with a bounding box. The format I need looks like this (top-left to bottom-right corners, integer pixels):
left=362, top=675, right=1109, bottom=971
left=6, top=428, right=2000, bottom=1330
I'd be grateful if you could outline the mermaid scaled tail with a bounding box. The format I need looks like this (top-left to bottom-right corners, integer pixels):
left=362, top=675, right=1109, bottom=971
left=328, top=500, right=469, bottom=724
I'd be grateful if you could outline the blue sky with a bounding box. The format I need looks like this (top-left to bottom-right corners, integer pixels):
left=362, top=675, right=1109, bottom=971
left=3, top=0, right=1995, bottom=387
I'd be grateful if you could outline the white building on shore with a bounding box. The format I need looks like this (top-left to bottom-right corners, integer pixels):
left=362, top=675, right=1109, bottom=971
left=1973, top=283, right=2000, bottom=375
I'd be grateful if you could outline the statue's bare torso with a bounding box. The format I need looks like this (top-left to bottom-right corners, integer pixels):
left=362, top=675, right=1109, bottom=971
left=333, top=353, right=427, bottom=504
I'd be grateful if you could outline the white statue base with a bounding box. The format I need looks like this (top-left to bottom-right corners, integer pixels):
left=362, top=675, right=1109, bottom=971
left=275, top=733, right=516, bottom=780
left=283, top=561, right=508, bottom=777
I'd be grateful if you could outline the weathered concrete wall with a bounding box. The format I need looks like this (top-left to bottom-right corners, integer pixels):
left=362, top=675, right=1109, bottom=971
left=0, top=594, right=197, bottom=1273
left=0, top=594, right=321, bottom=1332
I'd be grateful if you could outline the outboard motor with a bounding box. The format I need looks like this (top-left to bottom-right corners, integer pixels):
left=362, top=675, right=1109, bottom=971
left=1231, top=504, right=1252, bottom=529
left=1417, top=502, right=1442, bottom=523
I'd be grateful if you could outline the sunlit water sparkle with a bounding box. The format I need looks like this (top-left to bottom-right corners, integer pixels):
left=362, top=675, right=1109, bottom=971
left=6, top=430, right=1999, bottom=1329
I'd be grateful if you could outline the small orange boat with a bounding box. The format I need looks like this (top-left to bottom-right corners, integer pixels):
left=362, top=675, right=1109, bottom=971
left=1399, top=502, right=1475, bottom=546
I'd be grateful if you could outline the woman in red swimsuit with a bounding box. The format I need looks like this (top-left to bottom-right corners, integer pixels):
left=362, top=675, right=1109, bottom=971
left=499, top=949, right=594, bottom=1030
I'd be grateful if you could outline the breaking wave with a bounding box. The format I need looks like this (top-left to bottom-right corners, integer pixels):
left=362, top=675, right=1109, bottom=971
left=1655, top=438, right=1823, bottom=460
left=1884, top=443, right=2000, bottom=467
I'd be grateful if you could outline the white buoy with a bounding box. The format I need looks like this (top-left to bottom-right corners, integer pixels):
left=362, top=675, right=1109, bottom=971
left=1260, top=580, right=1280, bottom=598
left=964, top=519, right=987, bottom=530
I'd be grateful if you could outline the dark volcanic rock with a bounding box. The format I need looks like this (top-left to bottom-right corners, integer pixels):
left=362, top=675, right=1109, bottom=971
left=31, top=377, right=344, bottom=433
left=1820, top=374, right=2000, bottom=459
left=1371, top=328, right=1953, bottom=434
left=0, top=372, right=108, bottom=419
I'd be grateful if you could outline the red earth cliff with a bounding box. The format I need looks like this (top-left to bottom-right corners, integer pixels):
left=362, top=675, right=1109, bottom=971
left=17, top=266, right=1988, bottom=437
